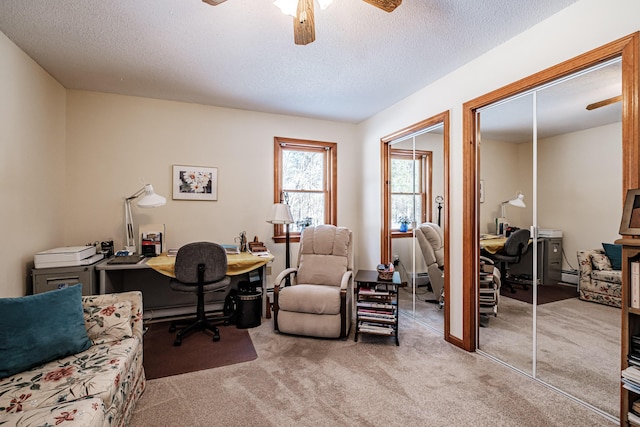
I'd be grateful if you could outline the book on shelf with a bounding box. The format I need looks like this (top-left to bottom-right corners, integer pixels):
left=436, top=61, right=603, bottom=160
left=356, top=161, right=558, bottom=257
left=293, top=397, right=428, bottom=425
left=357, top=301, right=394, bottom=309
left=629, top=411, right=640, bottom=426
left=359, top=288, right=390, bottom=296
left=632, top=261, right=640, bottom=309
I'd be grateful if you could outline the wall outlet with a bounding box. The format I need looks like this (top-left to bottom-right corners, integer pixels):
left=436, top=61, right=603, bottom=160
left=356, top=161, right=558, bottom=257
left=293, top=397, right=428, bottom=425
left=266, top=265, right=272, bottom=276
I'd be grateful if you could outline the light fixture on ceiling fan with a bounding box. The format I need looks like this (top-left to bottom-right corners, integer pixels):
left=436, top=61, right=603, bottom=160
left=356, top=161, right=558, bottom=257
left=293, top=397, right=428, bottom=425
left=202, top=0, right=402, bottom=45
left=586, top=95, right=622, bottom=110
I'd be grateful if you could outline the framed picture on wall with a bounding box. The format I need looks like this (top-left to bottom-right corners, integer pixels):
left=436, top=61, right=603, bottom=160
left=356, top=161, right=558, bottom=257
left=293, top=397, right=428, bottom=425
left=619, top=188, right=640, bottom=235
left=172, top=165, right=217, bottom=201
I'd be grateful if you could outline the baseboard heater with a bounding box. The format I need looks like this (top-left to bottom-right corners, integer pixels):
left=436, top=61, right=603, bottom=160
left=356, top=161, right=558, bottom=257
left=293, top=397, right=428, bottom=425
left=561, top=269, right=579, bottom=285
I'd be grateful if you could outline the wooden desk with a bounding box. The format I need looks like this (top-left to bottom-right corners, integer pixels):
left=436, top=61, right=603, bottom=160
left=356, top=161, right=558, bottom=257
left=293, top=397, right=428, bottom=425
left=96, top=252, right=273, bottom=319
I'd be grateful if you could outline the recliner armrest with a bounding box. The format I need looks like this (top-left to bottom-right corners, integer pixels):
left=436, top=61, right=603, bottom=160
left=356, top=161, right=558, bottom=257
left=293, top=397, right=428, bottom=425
left=273, top=267, right=298, bottom=289
left=340, top=270, right=353, bottom=290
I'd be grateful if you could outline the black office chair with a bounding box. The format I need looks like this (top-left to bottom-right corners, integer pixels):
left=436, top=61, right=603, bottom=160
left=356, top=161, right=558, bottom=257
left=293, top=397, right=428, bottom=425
left=168, top=242, right=231, bottom=346
left=483, top=229, right=530, bottom=293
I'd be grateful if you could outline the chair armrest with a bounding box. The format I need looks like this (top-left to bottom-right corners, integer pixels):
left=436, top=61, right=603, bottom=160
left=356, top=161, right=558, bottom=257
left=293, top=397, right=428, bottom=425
left=273, top=267, right=298, bottom=289
left=340, top=270, right=353, bottom=290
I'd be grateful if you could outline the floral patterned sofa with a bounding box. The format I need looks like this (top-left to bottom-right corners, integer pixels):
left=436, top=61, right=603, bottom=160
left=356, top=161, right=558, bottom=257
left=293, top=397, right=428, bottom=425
left=0, top=291, right=145, bottom=426
left=577, top=249, right=622, bottom=307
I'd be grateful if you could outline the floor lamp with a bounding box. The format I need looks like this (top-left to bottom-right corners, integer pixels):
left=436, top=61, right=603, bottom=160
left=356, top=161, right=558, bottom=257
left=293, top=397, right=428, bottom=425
left=124, top=184, right=166, bottom=254
left=267, top=202, right=294, bottom=286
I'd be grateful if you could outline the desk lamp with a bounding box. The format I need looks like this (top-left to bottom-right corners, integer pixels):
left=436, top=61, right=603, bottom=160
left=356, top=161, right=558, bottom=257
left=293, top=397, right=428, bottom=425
left=124, top=184, right=166, bottom=254
left=267, top=200, right=294, bottom=286
left=501, top=191, right=526, bottom=218
left=496, top=192, right=526, bottom=235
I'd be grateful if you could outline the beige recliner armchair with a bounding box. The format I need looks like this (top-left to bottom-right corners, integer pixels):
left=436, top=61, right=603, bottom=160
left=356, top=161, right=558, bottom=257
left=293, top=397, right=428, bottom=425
left=273, top=224, right=353, bottom=338
left=415, top=222, right=445, bottom=306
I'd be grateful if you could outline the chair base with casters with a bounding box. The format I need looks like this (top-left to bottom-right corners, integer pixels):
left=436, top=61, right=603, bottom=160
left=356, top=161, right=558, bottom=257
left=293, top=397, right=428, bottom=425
left=168, top=242, right=232, bottom=346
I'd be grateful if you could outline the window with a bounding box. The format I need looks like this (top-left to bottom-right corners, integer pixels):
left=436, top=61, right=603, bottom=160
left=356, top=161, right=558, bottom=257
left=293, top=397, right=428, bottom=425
left=390, top=149, right=431, bottom=233
left=273, top=137, right=337, bottom=242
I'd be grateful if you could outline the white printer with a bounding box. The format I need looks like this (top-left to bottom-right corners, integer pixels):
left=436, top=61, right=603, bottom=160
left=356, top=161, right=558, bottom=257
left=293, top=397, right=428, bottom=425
left=34, top=246, right=104, bottom=269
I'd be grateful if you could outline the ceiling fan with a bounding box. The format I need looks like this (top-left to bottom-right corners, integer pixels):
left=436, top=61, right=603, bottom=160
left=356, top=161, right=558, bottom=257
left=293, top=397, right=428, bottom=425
left=202, top=0, right=402, bottom=45
left=586, top=95, right=622, bottom=110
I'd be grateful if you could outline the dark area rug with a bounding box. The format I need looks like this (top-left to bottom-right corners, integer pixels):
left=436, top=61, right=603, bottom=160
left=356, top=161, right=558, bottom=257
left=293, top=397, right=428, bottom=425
left=143, top=321, right=257, bottom=379
left=500, top=282, right=579, bottom=305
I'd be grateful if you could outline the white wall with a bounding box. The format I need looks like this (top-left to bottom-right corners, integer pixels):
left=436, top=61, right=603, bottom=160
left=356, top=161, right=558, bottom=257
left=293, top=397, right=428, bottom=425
left=0, top=31, right=66, bottom=297
left=481, top=123, right=622, bottom=271
left=359, top=0, right=640, bottom=340
left=64, top=91, right=361, bottom=283
left=538, top=122, right=623, bottom=268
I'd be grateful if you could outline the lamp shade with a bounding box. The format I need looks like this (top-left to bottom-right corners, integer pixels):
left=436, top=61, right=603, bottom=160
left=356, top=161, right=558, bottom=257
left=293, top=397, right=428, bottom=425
left=267, top=203, right=294, bottom=224
left=507, top=192, right=526, bottom=208
left=136, top=184, right=166, bottom=208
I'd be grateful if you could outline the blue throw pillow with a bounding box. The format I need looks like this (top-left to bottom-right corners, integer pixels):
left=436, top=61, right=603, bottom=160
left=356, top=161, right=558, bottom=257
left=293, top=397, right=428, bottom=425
left=602, top=243, right=622, bottom=271
left=0, top=284, right=91, bottom=378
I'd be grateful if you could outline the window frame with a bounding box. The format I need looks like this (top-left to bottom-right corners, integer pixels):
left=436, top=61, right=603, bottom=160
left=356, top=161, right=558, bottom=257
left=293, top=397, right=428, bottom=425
left=273, top=137, right=337, bottom=243
left=390, top=148, right=432, bottom=237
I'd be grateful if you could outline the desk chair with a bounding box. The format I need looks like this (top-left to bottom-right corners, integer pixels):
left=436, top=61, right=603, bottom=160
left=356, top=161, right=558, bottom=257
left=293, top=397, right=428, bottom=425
left=168, top=242, right=231, bottom=346
left=482, top=229, right=530, bottom=293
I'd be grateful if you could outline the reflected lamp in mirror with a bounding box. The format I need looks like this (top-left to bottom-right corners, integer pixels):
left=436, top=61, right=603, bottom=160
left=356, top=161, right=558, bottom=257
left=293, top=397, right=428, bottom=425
left=500, top=191, right=526, bottom=219
left=124, top=184, right=166, bottom=254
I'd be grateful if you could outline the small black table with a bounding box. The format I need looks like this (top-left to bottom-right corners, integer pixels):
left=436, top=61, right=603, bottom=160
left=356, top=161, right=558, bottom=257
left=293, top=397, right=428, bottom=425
left=354, top=270, right=401, bottom=346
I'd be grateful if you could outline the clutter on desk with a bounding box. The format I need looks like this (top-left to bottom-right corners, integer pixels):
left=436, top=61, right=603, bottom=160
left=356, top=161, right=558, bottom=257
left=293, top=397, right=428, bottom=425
left=167, top=248, right=179, bottom=257
left=222, top=244, right=240, bottom=255
left=235, top=231, right=248, bottom=252
left=140, top=224, right=165, bottom=257
left=248, top=236, right=269, bottom=256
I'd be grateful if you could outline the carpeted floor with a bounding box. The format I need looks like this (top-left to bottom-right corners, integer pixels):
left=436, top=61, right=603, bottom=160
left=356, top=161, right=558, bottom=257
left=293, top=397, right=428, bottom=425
left=131, top=316, right=615, bottom=426
left=143, top=321, right=257, bottom=379
left=500, top=282, right=579, bottom=304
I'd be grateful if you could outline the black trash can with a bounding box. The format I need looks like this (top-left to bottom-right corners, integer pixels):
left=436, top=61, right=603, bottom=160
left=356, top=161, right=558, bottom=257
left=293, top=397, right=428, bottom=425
left=236, top=290, right=262, bottom=329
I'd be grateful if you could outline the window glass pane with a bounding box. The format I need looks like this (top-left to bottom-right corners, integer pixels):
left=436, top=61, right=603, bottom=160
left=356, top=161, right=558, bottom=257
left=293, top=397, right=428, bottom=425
left=283, top=150, right=324, bottom=190
left=287, top=192, right=325, bottom=232
left=391, top=195, right=421, bottom=229
left=391, top=158, right=420, bottom=192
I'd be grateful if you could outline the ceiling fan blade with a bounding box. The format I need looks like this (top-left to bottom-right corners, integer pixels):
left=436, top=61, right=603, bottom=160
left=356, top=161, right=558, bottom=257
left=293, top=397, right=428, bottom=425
left=294, top=0, right=315, bottom=45
left=362, top=0, right=402, bottom=13
left=586, top=95, right=622, bottom=110
left=202, top=0, right=227, bottom=5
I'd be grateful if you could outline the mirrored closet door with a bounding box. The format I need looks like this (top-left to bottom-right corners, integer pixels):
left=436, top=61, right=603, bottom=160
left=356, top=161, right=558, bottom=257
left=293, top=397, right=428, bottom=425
left=381, top=113, right=449, bottom=334
left=476, top=58, right=622, bottom=419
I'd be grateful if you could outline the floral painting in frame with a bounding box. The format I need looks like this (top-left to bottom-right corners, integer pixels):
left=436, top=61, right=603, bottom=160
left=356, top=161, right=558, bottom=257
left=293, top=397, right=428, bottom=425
left=172, top=165, right=217, bottom=201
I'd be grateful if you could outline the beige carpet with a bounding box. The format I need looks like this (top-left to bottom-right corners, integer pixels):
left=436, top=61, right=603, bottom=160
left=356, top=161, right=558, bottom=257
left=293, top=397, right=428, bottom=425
left=479, top=296, right=620, bottom=417
left=130, top=315, right=614, bottom=426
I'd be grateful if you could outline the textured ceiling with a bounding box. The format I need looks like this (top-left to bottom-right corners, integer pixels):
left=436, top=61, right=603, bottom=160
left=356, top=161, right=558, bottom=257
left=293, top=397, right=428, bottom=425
left=0, top=0, right=582, bottom=123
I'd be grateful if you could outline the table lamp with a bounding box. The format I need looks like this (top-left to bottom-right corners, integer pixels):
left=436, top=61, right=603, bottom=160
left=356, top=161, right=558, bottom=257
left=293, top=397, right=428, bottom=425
left=267, top=201, right=294, bottom=285
left=496, top=191, right=526, bottom=235
left=124, top=184, right=166, bottom=254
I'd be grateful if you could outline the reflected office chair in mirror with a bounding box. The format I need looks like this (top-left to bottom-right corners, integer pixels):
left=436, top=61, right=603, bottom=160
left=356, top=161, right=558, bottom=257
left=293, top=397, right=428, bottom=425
left=168, top=242, right=231, bottom=346
left=482, top=229, right=530, bottom=294
left=415, top=222, right=445, bottom=308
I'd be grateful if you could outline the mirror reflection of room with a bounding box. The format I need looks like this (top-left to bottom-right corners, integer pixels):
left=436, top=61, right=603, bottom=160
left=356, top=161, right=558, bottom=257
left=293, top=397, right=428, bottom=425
left=389, top=126, right=445, bottom=333
left=477, top=58, right=622, bottom=418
